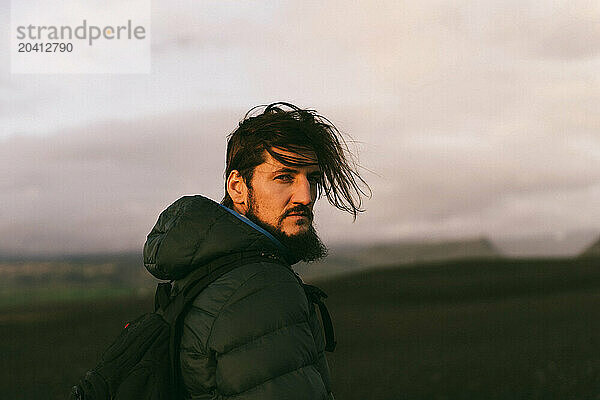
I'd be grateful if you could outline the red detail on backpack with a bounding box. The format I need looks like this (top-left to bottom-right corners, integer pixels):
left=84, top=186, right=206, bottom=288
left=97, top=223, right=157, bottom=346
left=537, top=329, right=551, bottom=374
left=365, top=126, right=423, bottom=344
left=124, top=322, right=130, bottom=329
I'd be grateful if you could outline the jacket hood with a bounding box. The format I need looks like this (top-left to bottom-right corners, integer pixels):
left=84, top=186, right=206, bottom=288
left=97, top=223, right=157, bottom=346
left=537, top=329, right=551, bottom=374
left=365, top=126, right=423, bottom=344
left=143, top=195, right=296, bottom=280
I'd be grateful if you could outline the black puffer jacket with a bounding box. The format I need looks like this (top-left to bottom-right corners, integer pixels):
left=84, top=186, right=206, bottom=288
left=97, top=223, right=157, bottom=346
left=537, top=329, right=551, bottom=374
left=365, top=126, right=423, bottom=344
left=144, top=195, right=334, bottom=400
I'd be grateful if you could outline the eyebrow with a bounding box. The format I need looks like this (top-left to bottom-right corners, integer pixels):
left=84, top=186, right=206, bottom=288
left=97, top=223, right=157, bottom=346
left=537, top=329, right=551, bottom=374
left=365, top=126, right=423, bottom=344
left=272, top=167, right=322, bottom=176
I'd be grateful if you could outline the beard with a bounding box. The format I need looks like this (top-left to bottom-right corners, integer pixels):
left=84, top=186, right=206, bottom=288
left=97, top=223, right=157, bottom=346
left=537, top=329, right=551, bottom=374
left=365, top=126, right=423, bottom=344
left=245, top=190, right=328, bottom=263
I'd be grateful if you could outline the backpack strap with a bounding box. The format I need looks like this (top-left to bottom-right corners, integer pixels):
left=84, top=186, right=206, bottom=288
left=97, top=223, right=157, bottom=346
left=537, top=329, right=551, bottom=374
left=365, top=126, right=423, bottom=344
left=157, top=250, right=288, bottom=399
left=291, top=271, right=337, bottom=353
left=154, top=282, right=172, bottom=311
left=159, top=250, right=286, bottom=322
left=303, top=284, right=337, bottom=352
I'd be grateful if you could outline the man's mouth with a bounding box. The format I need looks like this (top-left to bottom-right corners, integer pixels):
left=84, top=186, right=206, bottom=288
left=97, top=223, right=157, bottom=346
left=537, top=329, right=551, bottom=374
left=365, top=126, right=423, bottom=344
left=286, top=212, right=311, bottom=220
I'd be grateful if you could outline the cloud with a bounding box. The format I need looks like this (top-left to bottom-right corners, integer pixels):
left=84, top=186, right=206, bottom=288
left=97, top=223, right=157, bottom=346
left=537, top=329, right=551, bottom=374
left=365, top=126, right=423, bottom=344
left=150, top=2, right=281, bottom=53
left=449, top=0, right=600, bottom=60
left=2, top=102, right=600, bottom=255
left=2, top=1, right=600, bottom=254
left=0, top=109, right=238, bottom=255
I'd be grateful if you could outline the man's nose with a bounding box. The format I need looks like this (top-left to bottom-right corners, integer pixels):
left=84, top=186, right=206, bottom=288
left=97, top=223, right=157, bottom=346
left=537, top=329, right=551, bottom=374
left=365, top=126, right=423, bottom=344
left=292, top=176, right=313, bottom=205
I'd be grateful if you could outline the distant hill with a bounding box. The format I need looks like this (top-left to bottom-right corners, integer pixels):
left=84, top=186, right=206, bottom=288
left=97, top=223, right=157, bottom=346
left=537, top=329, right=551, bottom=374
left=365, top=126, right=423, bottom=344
left=1, top=239, right=502, bottom=285
left=0, top=251, right=141, bottom=264
left=0, top=252, right=151, bottom=288
left=494, top=230, right=598, bottom=257
left=295, top=237, right=501, bottom=280
left=579, top=237, right=600, bottom=258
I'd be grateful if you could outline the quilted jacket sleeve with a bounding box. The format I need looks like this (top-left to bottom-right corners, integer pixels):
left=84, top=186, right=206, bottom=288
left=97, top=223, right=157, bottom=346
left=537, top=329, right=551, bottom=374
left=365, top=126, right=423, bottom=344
left=179, top=261, right=332, bottom=400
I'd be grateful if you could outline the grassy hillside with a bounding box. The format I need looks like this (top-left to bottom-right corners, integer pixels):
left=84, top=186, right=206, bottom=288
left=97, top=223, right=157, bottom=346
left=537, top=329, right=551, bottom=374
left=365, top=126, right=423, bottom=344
left=0, top=252, right=154, bottom=307
left=317, top=256, right=600, bottom=400
left=295, top=237, right=502, bottom=279
left=2, top=256, right=600, bottom=399
left=580, top=238, right=600, bottom=258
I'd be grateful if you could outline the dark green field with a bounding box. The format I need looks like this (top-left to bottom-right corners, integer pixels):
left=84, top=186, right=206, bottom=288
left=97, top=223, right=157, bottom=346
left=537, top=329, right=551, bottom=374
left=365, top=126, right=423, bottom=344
left=2, top=257, right=600, bottom=400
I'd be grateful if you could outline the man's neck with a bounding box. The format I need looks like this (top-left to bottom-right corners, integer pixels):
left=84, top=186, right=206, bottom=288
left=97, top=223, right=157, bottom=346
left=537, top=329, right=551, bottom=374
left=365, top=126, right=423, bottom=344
left=231, top=204, right=249, bottom=220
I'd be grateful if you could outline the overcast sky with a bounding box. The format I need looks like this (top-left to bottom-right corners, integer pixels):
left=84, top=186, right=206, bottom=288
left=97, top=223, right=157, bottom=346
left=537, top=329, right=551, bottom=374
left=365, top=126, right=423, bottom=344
left=1, top=1, right=599, bottom=255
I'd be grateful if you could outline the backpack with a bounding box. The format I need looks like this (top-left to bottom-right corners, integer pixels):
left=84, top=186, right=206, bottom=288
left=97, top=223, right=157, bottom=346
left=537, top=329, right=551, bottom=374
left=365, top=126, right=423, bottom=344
left=69, top=251, right=286, bottom=400
left=69, top=250, right=336, bottom=400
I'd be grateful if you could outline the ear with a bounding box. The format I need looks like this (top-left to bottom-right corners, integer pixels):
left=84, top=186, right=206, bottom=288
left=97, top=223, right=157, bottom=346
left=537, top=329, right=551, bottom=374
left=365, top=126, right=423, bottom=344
left=226, top=170, right=249, bottom=214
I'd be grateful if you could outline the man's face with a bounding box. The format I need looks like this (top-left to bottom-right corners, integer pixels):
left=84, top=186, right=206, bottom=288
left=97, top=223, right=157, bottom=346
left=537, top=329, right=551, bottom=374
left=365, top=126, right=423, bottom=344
left=246, top=148, right=321, bottom=236
left=241, top=147, right=327, bottom=261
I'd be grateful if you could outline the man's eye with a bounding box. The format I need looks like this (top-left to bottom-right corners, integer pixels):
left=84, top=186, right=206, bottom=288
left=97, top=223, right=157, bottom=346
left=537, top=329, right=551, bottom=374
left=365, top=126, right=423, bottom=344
left=275, top=174, right=293, bottom=182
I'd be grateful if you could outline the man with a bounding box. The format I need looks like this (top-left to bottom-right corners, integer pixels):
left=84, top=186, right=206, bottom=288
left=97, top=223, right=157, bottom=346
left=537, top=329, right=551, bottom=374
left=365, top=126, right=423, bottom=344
left=143, top=102, right=369, bottom=399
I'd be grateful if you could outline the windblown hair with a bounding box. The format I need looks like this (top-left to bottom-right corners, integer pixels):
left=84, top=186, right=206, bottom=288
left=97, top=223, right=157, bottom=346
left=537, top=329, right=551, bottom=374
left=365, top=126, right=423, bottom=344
left=221, top=102, right=371, bottom=220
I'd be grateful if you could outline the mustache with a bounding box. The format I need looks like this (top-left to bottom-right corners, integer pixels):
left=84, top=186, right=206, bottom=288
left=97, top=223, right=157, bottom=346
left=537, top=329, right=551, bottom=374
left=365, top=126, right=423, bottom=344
left=282, top=206, right=313, bottom=220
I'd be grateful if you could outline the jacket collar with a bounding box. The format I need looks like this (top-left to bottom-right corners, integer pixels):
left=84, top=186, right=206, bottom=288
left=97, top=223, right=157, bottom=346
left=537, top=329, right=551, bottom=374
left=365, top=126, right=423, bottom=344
left=217, top=204, right=295, bottom=265
left=144, top=195, right=298, bottom=281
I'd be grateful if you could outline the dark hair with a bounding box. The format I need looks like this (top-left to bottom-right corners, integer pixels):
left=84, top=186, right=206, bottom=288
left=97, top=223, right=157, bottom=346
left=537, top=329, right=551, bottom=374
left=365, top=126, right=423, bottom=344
left=221, top=102, right=371, bottom=220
